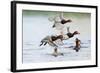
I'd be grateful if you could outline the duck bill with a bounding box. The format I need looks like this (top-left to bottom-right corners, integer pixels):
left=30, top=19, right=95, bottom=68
left=78, top=33, right=80, bottom=34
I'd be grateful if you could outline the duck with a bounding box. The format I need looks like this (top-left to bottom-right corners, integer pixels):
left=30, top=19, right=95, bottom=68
left=74, top=38, right=81, bottom=52
left=40, top=28, right=80, bottom=56
left=63, top=31, right=80, bottom=40
left=52, top=12, right=72, bottom=27
left=49, top=12, right=72, bottom=35
left=60, top=27, right=80, bottom=40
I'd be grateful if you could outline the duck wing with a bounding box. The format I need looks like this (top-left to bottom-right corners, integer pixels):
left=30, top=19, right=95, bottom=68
left=48, top=40, right=58, bottom=47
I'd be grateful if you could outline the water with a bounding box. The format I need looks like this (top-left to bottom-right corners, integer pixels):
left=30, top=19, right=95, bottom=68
left=23, top=39, right=91, bottom=63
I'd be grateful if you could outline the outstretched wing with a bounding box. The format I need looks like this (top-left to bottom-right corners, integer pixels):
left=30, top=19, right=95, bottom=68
left=48, top=40, right=58, bottom=47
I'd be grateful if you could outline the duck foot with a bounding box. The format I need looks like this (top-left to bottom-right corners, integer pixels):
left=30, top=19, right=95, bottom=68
left=74, top=48, right=80, bottom=52
left=60, top=53, right=64, bottom=56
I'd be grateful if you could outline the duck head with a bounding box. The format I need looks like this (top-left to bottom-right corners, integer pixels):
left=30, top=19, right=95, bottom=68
left=73, top=31, right=80, bottom=35
left=66, top=19, right=72, bottom=22
left=61, top=19, right=72, bottom=24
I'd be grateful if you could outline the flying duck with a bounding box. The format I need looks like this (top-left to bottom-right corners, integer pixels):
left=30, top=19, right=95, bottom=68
left=40, top=28, right=80, bottom=56
left=48, top=12, right=72, bottom=35
left=52, top=12, right=72, bottom=26
left=74, top=38, right=81, bottom=52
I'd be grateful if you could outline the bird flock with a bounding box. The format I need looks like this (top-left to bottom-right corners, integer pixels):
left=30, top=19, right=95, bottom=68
left=40, top=12, right=81, bottom=57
